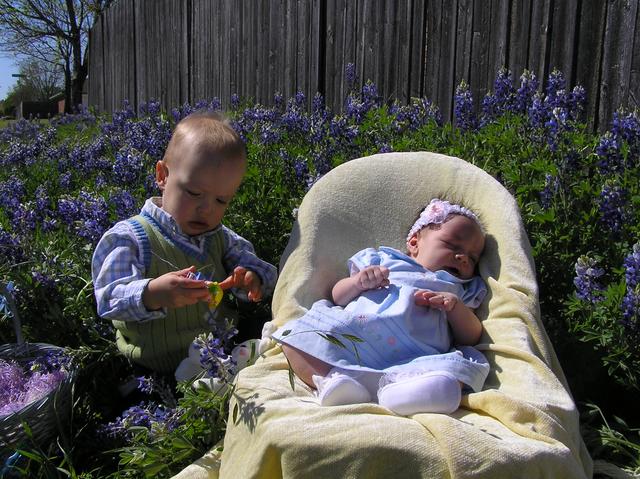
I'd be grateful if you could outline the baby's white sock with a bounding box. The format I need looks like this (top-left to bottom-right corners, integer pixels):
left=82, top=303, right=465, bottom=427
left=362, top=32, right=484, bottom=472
left=312, top=367, right=372, bottom=406
left=377, top=371, right=461, bottom=415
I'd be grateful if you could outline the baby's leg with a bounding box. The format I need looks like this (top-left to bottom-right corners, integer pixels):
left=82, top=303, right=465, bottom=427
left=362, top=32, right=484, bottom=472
left=281, top=344, right=332, bottom=388
left=282, top=344, right=373, bottom=406
left=377, top=371, right=462, bottom=415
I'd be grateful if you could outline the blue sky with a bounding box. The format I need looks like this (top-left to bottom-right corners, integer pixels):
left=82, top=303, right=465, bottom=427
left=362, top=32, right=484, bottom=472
left=0, top=54, right=20, bottom=100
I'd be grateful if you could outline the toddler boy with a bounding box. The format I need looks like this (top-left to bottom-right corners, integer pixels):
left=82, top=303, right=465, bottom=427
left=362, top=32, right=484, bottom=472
left=92, top=112, right=277, bottom=373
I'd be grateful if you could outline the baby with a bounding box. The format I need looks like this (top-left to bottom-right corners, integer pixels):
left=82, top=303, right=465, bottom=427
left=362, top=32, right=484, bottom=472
left=272, top=199, right=489, bottom=415
left=92, top=112, right=277, bottom=374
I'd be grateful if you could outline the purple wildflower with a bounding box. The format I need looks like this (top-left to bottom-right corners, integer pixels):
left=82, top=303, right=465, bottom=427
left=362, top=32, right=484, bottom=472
left=598, top=184, right=628, bottom=234
left=516, top=70, right=539, bottom=113
left=574, top=256, right=605, bottom=303
left=345, top=62, right=357, bottom=89
left=540, top=173, right=560, bottom=209
left=621, top=244, right=640, bottom=338
left=454, top=80, right=477, bottom=132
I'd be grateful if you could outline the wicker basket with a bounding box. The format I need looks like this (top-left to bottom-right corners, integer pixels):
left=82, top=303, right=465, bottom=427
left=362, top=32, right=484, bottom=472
left=0, top=283, right=76, bottom=451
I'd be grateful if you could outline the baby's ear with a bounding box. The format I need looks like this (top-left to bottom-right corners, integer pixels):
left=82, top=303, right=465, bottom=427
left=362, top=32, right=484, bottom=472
left=155, top=160, right=168, bottom=189
left=406, top=234, right=419, bottom=256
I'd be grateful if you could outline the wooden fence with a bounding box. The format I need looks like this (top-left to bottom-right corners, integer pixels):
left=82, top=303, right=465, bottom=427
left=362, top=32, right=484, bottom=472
left=88, top=0, right=640, bottom=131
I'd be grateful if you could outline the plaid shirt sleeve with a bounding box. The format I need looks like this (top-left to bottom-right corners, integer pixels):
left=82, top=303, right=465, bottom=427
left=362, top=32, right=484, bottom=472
left=221, top=226, right=278, bottom=299
left=91, top=221, right=166, bottom=322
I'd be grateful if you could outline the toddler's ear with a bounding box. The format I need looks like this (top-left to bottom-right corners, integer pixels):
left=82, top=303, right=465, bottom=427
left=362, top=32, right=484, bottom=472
left=155, top=160, right=168, bottom=190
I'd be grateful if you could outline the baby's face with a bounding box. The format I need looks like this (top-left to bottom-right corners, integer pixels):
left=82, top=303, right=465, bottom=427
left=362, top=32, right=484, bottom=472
left=407, top=215, right=485, bottom=279
left=156, top=144, right=245, bottom=236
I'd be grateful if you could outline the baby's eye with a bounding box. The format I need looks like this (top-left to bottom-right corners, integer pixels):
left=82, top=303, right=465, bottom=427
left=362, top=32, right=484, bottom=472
left=186, top=189, right=200, bottom=197
left=216, top=198, right=228, bottom=205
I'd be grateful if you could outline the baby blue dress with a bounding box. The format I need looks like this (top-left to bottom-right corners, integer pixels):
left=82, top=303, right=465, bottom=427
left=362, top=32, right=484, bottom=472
left=272, top=247, right=490, bottom=392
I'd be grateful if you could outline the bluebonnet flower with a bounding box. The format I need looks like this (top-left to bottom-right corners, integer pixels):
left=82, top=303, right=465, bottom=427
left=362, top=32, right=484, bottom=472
left=545, top=69, right=566, bottom=102
left=273, top=92, right=284, bottom=109
left=136, top=376, right=154, bottom=394
left=528, top=93, right=547, bottom=129
left=110, top=189, right=138, bottom=219
left=294, top=91, right=306, bottom=108
left=0, top=227, right=24, bottom=263
left=99, top=402, right=179, bottom=440
left=56, top=190, right=111, bottom=244
left=481, top=68, right=516, bottom=124
left=621, top=243, right=640, bottom=338
left=454, top=80, right=477, bottom=132
left=0, top=118, right=41, bottom=143
left=378, top=142, right=393, bottom=153
left=259, top=123, right=282, bottom=145
left=540, top=173, right=560, bottom=209
left=95, top=173, right=107, bottom=189
left=58, top=171, right=73, bottom=190
left=31, top=271, right=57, bottom=291
left=281, top=102, right=311, bottom=135
left=0, top=176, right=26, bottom=212
left=574, top=256, right=605, bottom=303
left=391, top=98, right=442, bottom=132
left=112, top=148, right=145, bottom=186
left=596, top=132, right=623, bottom=175
left=598, top=184, right=628, bottom=234
left=515, top=70, right=539, bottom=113
left=192, top=332, right=232, bottom=379
left=345, top=62, right=357, bottom=89
left=568, top=86, right=586, bottom=121
left=544, top=107, right=569, bottom=151
left=611, top=110, right=640, bottom=165
left=293, top=156, right=309, bottom=183
left=230, top=93, right=241, bottom=110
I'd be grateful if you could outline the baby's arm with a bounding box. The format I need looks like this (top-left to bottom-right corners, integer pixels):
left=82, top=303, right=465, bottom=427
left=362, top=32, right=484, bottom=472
left=414, top=290, right=482, bottom=345
left=332, top=265, right=390, bottom=307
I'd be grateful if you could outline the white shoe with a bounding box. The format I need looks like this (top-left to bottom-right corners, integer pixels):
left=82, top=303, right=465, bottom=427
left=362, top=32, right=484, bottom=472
left=312, top=369, right=372, bottom=406
left=378, top=371, right=461, bottom=415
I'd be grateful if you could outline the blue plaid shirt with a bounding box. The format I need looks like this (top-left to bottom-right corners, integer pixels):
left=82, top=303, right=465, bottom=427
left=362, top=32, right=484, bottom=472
left=92, top=198, right=278, bottom=322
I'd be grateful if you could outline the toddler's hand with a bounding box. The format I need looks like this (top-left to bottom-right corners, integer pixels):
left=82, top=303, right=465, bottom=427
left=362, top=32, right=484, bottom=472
left=414, top=290, right=459, bottom=312
left=218, top=266, right=263, bottom=302
left=143, top=266, right=210, bottom=311
left=355, top=266, right=390, bottom=292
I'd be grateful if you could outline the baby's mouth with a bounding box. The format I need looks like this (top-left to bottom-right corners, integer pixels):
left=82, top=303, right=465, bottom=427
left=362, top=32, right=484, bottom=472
left=443, top=266, right=459, bottom=276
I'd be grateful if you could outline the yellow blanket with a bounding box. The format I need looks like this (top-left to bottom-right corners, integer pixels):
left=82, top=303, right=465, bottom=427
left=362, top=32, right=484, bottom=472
left=173, top=152, right=592, bottom=479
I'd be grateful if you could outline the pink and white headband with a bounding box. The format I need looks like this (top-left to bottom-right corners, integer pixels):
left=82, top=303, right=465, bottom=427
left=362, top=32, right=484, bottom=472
left=406, top=198, right=481, bottom=241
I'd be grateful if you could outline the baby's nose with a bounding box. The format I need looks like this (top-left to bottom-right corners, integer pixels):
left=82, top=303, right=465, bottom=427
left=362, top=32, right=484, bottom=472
left=455, top=253, right=469, bottom=264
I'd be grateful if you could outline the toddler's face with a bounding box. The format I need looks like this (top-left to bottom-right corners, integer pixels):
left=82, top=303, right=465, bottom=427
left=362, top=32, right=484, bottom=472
left=155, top=146, right=245, bottom=236
left=407, top=215, right=484, bottom=279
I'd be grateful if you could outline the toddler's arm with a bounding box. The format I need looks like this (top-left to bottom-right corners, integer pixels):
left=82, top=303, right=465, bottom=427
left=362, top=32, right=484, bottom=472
left=222, top=226, right=278, bottom=301
left=332, top=265, right=390, bottom=307
left=143, top=266, right=211, bottom=310
left=92, top=223, right=211, bottom=320
left=414, top=290, right=482, bottom=345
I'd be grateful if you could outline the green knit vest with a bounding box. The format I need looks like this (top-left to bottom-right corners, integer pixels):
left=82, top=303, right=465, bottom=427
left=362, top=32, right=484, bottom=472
left=112, top=214, right=237, bottom=373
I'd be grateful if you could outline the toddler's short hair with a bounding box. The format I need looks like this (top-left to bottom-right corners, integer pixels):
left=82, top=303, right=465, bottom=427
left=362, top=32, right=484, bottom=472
left=163, top=111, right=246, bottom=166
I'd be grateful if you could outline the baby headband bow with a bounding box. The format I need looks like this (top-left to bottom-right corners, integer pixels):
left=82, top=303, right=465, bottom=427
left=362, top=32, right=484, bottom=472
left=406, top=198, right=481, bottom=242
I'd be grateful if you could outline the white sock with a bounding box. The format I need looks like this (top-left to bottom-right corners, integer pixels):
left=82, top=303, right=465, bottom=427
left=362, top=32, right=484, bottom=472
left=312, top=368, right=372, bottom=406
left=377, top=371, right=461, bottom=415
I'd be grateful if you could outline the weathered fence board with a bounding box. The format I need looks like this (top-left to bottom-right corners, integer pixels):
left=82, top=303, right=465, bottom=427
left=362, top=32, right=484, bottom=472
left=89, top=0, right=640, bottom=131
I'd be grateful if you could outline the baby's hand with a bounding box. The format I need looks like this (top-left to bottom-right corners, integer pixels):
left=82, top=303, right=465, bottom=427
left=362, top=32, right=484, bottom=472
left=355, top=266, right=390, bottom=292
left=217, top=266, right=263, bottom=302
left=143, top=266, right=210, bottom=310
left=414, top=290, right=459, bottom=312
